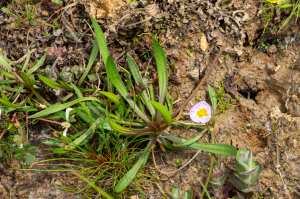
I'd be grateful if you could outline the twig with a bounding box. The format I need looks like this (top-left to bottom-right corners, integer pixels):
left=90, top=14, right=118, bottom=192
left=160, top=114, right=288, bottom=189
left=171, top=45, right=224, bottom=119
left=9, top=49, right=36, bottom=66
left=152, top=148, right=201, bottom=174
left=18, top=114, right=63, bottom=125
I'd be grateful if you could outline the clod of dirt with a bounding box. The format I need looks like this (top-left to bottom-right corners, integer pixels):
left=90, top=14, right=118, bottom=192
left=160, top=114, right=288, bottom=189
left=74, top=0, right=129, bottom=23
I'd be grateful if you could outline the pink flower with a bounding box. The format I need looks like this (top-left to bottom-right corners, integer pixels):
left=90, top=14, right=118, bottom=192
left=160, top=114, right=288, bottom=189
left=190, top=101, right=211, bottom=123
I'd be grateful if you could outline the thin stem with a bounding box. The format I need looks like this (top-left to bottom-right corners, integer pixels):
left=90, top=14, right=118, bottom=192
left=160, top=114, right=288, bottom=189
left=171, top=46, right=224, bottom=119
left=18, top=114, right=63, bottom=125
left=201, top=124, right=215, bottom=199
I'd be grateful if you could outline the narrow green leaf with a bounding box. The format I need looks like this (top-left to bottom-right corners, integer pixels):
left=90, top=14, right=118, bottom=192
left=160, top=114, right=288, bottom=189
left=149, top=100, right=171, bottom=126
left=19, top=71, right=34, bottom=89
left=0, top=88, right=9, bottom=102
left=178, top=129, right=207, bottom=146
left=208, top=84, right=217, bottom=115
left=90, top=15, right=113, bottom=93
left=90, top=16, right=109, bottom=65
left=68, top=117, right=100, bottom=149
left=0, top=54, right=13, bottom=72
left=27, top=51, right=47, bottom=75
left=42, top=140, right=62, bottom=146
left=106, top=56, right=153, bottom=125
left=115, top=140, right=152, bottom=192
left=166, top=134, right=237, bottom=156
left=0, top=80, right=16, bottom=84
left=70, top=83, right=83, bottom=98
left=277, top=3, right=293, bottom=8
left=99, top=91, right=119, bottom=108
left=153, top=39, right=167, bottom=104
left=127, top=54, right=155, bottom=118
left=0, top=70, right=15, bottom=79
left=109, top=118, right=143, bottom=135
left=22, top=49, right=31, bottom=72
left=78, top=39, right=99, bottom=87
left=38, top=75, right=71, bottom=90
left=159, top=137, right=184, bottom=150
left=0, top=98, right=23, bottom=108
left=28, top=97, right=103, bottom=118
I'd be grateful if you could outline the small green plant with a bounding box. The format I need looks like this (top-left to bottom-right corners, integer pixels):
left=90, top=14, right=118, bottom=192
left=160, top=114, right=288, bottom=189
left=261, top=0, right=300, bottom=34
left=212, top=80, right=239, bottom=114
left=230, top=147, right=262, bottom=194
left=186, top=50, right=193, bottom=57
left=169, top=186, right=192, bottom=199
left=1, top=1, right=57, bottom=28
left=15, top=143, right=37, bottom=165
left=260, top=43, right=269, bottom=49
left=209, top=167, right=231, bottom=199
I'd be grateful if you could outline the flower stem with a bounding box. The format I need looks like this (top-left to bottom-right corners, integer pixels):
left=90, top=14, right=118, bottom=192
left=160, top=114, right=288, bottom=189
left=201, top=124, right=215, bottom=199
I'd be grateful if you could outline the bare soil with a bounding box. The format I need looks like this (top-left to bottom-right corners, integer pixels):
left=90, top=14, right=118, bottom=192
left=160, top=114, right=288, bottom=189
left=0, top=0, right=300, bottom=198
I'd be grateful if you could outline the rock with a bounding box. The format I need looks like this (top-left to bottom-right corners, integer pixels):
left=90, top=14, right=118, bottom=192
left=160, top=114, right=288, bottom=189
left=188, top=68, right=199, bottom=80
left=268, top=44, right=278, bottom=54
left=200, top=33, right=209, bottom=52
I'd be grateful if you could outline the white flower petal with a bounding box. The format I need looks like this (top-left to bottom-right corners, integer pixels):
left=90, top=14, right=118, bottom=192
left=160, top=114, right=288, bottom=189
left=65, top=108, right=74, bottom=121
left=63, top=128, right=68, bottom=137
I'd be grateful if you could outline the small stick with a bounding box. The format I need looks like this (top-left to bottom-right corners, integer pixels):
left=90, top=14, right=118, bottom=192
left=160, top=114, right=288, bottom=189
left=9, top=49, right=36, bottom=66
left=171, top=45, right=224, bottom=119
left=18, top=114, right=63, bottom=125
left=152, top=147, right=201, bottom=174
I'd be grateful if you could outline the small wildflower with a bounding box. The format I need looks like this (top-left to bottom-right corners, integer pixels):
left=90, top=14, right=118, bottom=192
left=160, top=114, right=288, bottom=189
left=190, top=101, right=211, bottom=123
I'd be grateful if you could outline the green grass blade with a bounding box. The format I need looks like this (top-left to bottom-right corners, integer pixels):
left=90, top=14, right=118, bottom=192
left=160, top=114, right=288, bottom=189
left=127, top=54, right=155, bottom=117
left=0, top=80, right=16, bottom=84
left=106, top=56, right=153, bottom=125
left=178, top=128, right=207, bottom=146
left=99, top=91, right=120, bottom=108
left=68, top=118, right=100, bottom=149
left=71, top=170, right=114, bottom=199
left=153, top=39, right=167, bottom=104
left=153, top=39, right=168, bottom=126
left=22, top=49, right=31, bottom=72
left=0, top=53, right=13, bottom=72
left=208, top=84, right=217, bottom=115
left=28, top=97, right=102, bottom=118
left=159, top=137, right=185, bottom=150
left=149, top=100, right=171, bottom=126
left=166, top=134, right=236, bottom=155
left=27, top=51, right=46, bottom=75
left=115, top=140, right=152, bottom=193
left=0, top=98, right=23, bottom=107
left=78, top=39, right=99, bottom=87
left=90, top=15, right=113, bottom=93
left=38, top=75, right=71, bottom=90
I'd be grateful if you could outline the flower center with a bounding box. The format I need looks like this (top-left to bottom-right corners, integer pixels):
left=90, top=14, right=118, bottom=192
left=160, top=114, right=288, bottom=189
left=196, top=108, right=207, bottom=118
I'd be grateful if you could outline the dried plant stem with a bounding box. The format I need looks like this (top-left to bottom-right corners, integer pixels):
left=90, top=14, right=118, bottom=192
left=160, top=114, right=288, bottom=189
left=201, top=125, right=214, bottom=199
left=152, top=147, right=201, bottom=174
left=9, top=49, right=36, bottom=66
left=19, top=114, right=63, bottom=125
left=171, top=46, right=224, bottom=119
